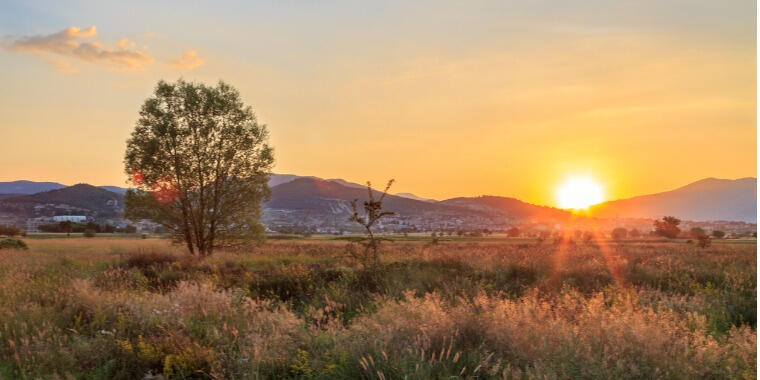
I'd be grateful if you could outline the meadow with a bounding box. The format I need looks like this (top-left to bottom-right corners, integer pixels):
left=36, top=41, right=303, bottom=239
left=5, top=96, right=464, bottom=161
left=0, top=237, right=755, bottom=379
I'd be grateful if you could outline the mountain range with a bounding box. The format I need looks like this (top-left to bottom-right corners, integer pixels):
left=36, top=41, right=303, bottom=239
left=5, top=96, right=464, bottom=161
left=0, top=180, right=128, bottom=195
left=0, top=176, right=755, bottom=224
left=589, top=177, right=756, bottom=222
left=0, top=184, right=123, bottom=222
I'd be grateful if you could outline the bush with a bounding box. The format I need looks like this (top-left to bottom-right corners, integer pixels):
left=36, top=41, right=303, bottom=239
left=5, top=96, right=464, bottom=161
left=690, top=227, right=707, bottom=239
left=84, top=229, right=96, bottom=238
left=611, top=227, right=628, bottom=240
left=0, top=238, right=28, bottom=250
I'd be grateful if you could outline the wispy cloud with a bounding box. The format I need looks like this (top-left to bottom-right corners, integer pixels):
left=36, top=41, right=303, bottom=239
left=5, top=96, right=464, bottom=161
left=6, top=26, right=153, bottom=72
left=170, top=49, right=205, bottom=70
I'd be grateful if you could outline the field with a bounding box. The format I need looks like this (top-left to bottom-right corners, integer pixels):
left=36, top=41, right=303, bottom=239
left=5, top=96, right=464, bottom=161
left=0, top=237, right=755, bottom=379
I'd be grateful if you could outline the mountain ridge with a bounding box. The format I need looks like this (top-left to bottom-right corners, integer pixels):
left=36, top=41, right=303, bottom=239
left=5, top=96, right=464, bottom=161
left=589, top=177, right=756, bottom=222
left=0, top=176, right=755, bottom=223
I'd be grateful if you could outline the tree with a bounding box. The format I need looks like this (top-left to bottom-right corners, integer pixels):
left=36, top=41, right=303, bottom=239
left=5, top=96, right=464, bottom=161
left=611, top=227, right=628, bottom=240
left=712, top=230, right=726, bottom=239
left=0, top=225, right=20, bottom=237
left=629, top=228, right=641, bottom=239
left=654, top=216, right=681, bottom=239
left=59, top=221, right=73, bottom=237
left=690, top=227, right=707, bottom=239
left=506, top=227, right=520, bottom=237
left=125, top=79, right=273, bottom=256
left=347, top=180, right=394, bottom=272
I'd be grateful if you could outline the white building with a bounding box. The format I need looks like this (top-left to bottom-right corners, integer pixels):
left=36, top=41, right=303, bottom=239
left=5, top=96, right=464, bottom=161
left=52, top=215, right=87, bottom=223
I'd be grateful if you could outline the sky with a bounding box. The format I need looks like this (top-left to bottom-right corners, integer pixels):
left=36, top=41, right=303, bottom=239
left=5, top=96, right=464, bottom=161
left=0, top=0, right=756, bottom=207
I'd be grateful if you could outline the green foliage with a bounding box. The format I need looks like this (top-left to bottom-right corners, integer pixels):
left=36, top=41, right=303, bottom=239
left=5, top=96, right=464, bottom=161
left=124, top=79, right=274, bottom=256
left=0, top=238, right=27, bottom=250
left=712, top=230, right=726, bottom=239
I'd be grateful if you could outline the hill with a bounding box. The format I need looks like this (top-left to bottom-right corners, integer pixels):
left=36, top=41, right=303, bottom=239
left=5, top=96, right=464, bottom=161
left=396, top=192, right=437, bottom=202
left=0, top=184, right=124, bottom=218
left=266, top=177, right=469, bottom=217
left=440, top=195, right=572, bottom=222
left=0, top=180, right=65, bottom=194
left=0, top=180, right=128, bottom=195
left=99, top=186, right=128, bottom=195
left=589, top=177, right=757, bottom=222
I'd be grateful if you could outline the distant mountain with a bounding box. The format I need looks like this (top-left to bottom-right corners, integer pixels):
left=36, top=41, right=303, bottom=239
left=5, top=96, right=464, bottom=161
left=268, top=174, right=430, bottom=200
left=0, top=184, right=124, bottom=218
left=325, top=178, right=366, bottom=189
left=440, top=195, right=572, bottom=222
left=266, top=177, right=468, bottom=217
left=99, top=186, right=128, bottom=195
left=0, top=180, right=128, bottom=196
left=589, top=177, right=757, bottom=222
left=396, top=192, right=437, bottom=203
left=1, top=176, right=753, bottom=225
left=268, top=174, right=366, bottom=189
left=268, top=174, right=310, bottom=187
left=0, top=180, right=65, bottom=194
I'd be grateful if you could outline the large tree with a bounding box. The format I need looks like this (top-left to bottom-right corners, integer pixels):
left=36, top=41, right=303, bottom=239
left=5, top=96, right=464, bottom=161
left=654, top=216, right=681, bottom=239
left=124, top=79, right=273, bottom=256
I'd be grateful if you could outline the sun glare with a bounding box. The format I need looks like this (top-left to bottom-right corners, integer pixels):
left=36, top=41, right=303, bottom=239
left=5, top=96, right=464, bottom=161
left=555, top=176, right=604, bottom=210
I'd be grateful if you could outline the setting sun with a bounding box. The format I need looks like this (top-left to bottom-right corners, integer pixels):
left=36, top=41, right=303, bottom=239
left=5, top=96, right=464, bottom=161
left=555, top=176, right=604, bottom=210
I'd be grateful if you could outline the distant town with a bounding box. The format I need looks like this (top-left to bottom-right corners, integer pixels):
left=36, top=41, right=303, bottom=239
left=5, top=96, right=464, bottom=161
left=0, top=176, right=755, bottom=239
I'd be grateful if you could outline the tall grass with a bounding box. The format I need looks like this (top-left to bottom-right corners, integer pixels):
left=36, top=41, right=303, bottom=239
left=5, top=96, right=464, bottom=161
left=0, top=238, right=755, bottom=379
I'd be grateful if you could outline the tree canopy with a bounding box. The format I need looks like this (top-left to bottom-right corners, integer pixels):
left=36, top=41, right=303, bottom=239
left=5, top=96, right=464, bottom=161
left=124, top=79, right=273, bottom=255
left=654, top=216, right=681, bottom=239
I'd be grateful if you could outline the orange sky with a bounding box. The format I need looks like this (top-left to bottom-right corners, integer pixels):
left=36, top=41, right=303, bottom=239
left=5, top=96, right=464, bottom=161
left=0, top=1, right=755, bottom=206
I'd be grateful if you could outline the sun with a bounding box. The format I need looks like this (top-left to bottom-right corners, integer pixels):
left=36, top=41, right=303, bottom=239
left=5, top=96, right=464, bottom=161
left=555, top=176, right=604, bottom=210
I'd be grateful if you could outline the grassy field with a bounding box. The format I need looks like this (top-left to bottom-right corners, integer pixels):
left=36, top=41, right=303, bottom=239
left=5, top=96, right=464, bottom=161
left=0, top=237, right=755, bottom=379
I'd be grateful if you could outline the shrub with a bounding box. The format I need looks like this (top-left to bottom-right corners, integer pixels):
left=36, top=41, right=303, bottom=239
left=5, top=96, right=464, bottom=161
left=123, top=251, right=179, bottom=270
left=0, top=238, right=27, bottom=250
left=84, top=229, right=96, bottom=238
left=690, top=227, right=707, bottom=239
left=611, top=227, right=627, bottom=240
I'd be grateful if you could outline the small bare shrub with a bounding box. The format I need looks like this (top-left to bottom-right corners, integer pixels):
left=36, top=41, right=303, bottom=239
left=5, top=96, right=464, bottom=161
left=347, top=179, right=394, bottom=272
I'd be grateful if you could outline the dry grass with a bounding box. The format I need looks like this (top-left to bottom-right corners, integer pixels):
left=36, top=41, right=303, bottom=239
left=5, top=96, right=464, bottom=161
left=0, top=237, right=755, bottom=379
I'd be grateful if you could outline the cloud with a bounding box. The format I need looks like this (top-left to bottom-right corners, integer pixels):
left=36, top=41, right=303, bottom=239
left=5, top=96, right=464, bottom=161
left=7, top=26, right=153, bottom=71
left=170, top=50, right=205, bottom=70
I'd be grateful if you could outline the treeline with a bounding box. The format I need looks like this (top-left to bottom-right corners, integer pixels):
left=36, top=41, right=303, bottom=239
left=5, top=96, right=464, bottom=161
left=0, top=225, right=21, bottom=237
left=37, top=222, right=137, bottom=234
